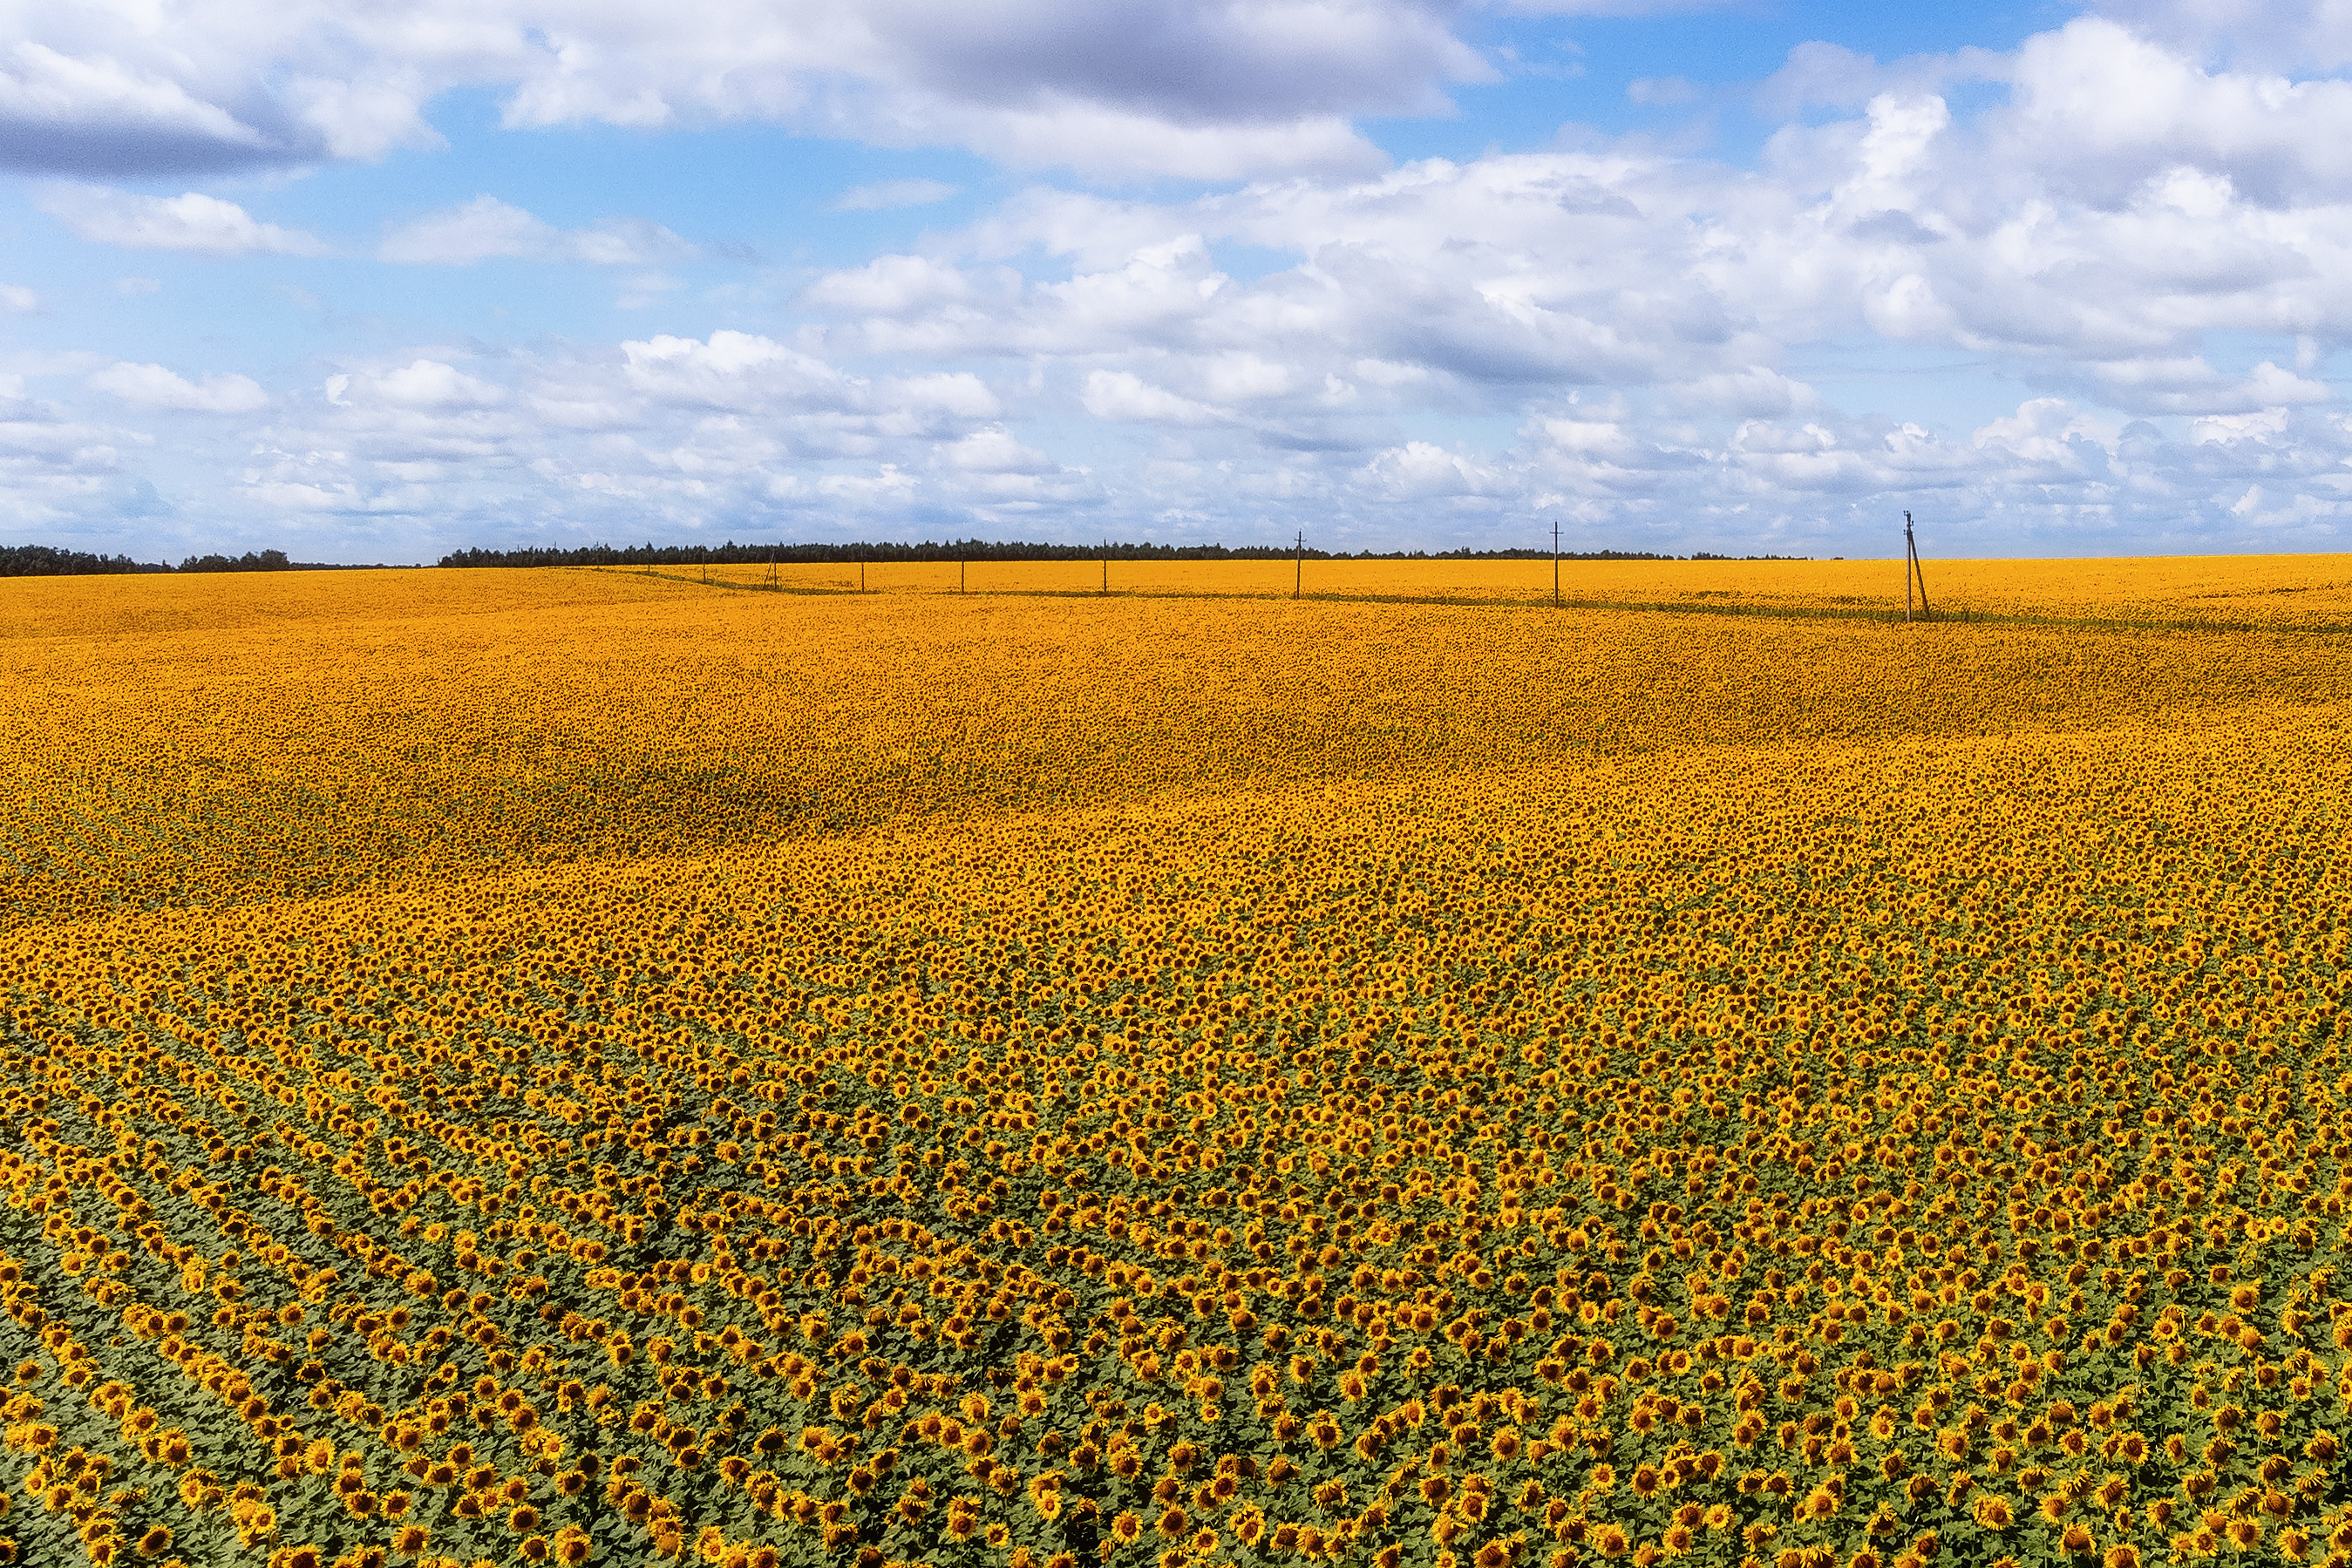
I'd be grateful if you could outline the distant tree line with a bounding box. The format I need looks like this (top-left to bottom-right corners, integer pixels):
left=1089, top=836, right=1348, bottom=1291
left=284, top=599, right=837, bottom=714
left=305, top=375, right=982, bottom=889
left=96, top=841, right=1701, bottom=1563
left=0, top=545, right=175, bottom=576
left=180, top=550, right=293, bottom=573
left=0, top=546, right=398, bottom=577
left=435, top=540, right=1738, bottom=567
left=5, top=538, right=1812, bottom=578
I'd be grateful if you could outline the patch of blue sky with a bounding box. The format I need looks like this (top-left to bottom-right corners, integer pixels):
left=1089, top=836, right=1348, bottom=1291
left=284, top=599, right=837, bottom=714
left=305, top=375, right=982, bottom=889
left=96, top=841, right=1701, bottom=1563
left=1369, top=1, right=2070, bottom=169
left=1204, top=242, right=1308, bottom=284
left=0, top=218, right=313, bottom=370
left=1777, top=340, right=2024, bottom=432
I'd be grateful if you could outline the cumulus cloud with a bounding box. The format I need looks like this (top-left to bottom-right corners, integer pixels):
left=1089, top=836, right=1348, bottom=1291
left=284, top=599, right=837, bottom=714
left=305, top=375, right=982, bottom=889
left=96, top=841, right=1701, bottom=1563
left=0, top=285, right=35, bottom=313
left=1353, top=440, right=1500, bottom=500
left=89, top=362, right=269, bottom=413
left=37, top=185, right=325, bottom=255
left=1082, top=370, right=1225, bottom=425
left=622, top=331, right=863, bottom=413
left=804, top=254, right=981, bottom=316
left=1993, top=17, right=2352, bottom=206
left=827, top=61, right=2352, bottom=436
left=0, top=0, right=1484, bottom=182
left=287, top=358, right=544, bottom=502
left=889, top=371, right=1001, bottom=417
left=2090, top=0, right=2352, bottom=74
left=0, top=40, right=309, bottom=176
left=937, top=426, right=1056, bottom=472
left=217, top=331, right=1039, bottom=531
left=0, top=385, right=148, bottom=526
left=2079, top=356, right=2332, bottom=416
left=359, top=361, right=508, bottom=409
left=1677, top=367, right=1819, bottom=418
left=378, top=196, right=696, bottom=265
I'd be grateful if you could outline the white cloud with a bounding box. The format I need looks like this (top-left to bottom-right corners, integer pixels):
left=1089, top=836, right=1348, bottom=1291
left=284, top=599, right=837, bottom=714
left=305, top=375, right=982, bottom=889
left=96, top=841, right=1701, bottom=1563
left=377, top=198, right=544, bottom=264
left=0, top=383, right=147, bottom=524
left=0, top=40, right=291, bottom=172
left=37, top=185, right=325, bottom=255
left=937, top=427, right=1056, bottom=472
left=1992, top=17, right=2352, bottom=205
left=378, top=196, right=696, bottom=265
left=1353, top=440, right=1499, bottom=499
left=0, top=0, right=1484, bottom=183
left=952, top=104, right=1387, bottom=180
left=2093, top=0, right=2352, bottom=73
left=1973, top=397, right=2111, bottom=454
left=890, top=371, right=1001, bottom=417
left=1678, top=367, right=1818, bottom=417
left=321, top=360, right=512, bottom=413
left=525, top=392, right=639, bottom=431
left=814, top=465, right=919, bottom=506
left=0, top=284, right=35, bottom=313
left=1082, top=370, right=1224, bottom=425
left=2192, top=406, right=2294, bottom=444
left=805, top=255, right=980, bottom=316
left=1200, top=353, right=1295, bottom=403
left=2077, top=356, right=2331, bottom=415
left=834, top=178, right=962, bottom=211
left=89, top=361, right=270, bottom=413
left=622, top=331, right=864, bottom=413
left=368, top=361, right=509, bottom=410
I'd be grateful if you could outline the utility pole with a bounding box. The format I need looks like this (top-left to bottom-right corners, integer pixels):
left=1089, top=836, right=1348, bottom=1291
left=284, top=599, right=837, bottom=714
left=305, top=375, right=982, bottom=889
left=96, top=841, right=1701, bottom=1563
left=1102, top=538, right=1109, bottom=595
left=1904, top=511, right=1930, bottom=623
left=1295, top=530, right=1303, bottom=601
left=1551, top=517, right=1562, bottom=606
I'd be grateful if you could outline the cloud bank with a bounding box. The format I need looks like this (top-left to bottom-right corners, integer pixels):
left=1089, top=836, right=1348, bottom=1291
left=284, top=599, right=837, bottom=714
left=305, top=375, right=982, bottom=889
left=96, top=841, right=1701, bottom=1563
left=10, top=8, right=2352, bottom=557
left=0, top=0, right=1485, bottom=182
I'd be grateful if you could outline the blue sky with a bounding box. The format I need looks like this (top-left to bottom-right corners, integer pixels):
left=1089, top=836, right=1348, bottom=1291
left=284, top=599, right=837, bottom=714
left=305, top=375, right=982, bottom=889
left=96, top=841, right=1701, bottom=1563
left=3, top=0, right=2350, bottom=560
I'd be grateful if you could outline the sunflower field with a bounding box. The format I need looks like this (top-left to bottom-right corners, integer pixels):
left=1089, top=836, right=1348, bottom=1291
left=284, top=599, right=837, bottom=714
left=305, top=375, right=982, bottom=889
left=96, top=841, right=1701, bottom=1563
left=3, top=562, right=2350, bottom=1568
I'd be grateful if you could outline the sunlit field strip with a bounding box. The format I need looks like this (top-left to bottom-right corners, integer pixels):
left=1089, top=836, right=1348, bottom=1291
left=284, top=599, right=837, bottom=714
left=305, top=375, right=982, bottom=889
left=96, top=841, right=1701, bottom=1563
left=9, top=574, right=2351, bottom=928
left=669, top=557, right=2352, bottom=630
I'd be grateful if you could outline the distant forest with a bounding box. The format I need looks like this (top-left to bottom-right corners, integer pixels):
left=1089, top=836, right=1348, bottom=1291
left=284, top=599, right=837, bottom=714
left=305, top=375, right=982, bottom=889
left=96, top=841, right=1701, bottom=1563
left=4, top=539, right=1812, bottom=578
left=434, top=540, right=1792, bottom=567
left=0, top=546, right=369, bottom=577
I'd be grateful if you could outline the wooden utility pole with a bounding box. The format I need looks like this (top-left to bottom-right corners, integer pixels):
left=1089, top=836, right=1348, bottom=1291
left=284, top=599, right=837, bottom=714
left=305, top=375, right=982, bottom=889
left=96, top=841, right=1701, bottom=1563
left=1551, top=518, right=1562, bottom=606
left=1102, top=538, right=1109, bottom=595
left=1904, top=511, right=1930, bottom=622
left=1295, top=530, right=1303, bottom=600
left=959, top=559, right=965, bottom=595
